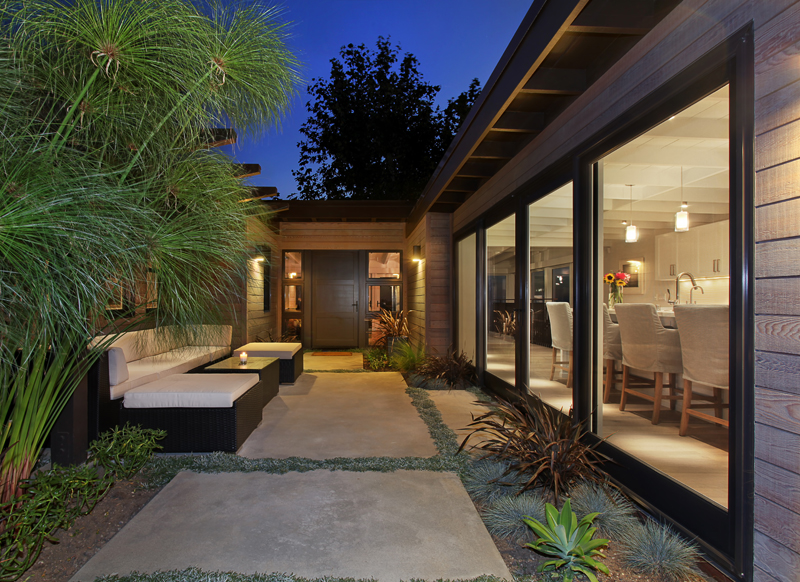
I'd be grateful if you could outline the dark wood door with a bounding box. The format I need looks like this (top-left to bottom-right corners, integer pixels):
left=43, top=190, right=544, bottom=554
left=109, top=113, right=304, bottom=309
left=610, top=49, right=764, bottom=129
left=311, top=251, right=360, bottom=348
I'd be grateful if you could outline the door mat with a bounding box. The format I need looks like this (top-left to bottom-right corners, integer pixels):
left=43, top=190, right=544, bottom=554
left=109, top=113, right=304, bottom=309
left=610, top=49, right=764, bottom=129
left=311, top=352, right=353, bottom=356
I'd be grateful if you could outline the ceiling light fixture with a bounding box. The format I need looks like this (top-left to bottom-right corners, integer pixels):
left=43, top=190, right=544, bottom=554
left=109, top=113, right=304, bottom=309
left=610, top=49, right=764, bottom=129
left=625, top=184, right=639, bottom=243
left=675, top=167, right=690, bottom=232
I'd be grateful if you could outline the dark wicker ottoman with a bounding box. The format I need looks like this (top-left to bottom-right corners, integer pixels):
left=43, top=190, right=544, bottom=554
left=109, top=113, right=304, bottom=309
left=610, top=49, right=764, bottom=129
left=232, top=343, right=303, bottom=384
left=120, top=374, right=264, bottom=453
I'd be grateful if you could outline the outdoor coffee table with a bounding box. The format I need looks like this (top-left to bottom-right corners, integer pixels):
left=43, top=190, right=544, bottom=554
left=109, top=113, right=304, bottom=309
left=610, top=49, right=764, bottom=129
left=200, top=356, right=280, bottom=408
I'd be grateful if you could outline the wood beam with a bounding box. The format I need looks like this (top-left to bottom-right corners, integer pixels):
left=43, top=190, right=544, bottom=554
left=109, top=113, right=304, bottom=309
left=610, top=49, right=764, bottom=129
left=234, top=163, right=261, bottom=178
left=457, top=159, right=508, bottom=178
left=445, top=177, right=484, bottom=193
left=493, top=111, right=546, bottom=133
left=472, top=140, right=520, bottom=159
left=521, top=67, right=587, bottom=95
left=566, top=24, right=649, bottom=35
left=203, top=128, right=237, bottom=148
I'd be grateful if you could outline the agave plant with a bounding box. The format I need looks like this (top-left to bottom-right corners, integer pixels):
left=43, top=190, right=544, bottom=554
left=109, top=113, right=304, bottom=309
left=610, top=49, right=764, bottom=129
left=0, top=0, right=300, bottom=501
left=523, top=498, right=610, bottom=582
left=459, top=397, right=609, bottom=503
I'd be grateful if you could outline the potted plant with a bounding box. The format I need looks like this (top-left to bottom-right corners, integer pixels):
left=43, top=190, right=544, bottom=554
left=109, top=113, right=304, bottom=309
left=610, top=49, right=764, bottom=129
left=373, top=308, right=411, bottom=357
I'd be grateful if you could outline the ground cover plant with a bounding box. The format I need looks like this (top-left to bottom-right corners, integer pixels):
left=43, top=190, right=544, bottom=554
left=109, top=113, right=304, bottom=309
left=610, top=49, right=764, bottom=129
left=0, top=425, right=165, bottom=581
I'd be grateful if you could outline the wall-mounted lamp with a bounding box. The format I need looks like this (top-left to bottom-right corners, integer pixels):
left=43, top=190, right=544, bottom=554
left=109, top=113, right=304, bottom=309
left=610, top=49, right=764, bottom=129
left=253, top=257, right=265, bottom=262
left=412, top=245, right=422, bottom=262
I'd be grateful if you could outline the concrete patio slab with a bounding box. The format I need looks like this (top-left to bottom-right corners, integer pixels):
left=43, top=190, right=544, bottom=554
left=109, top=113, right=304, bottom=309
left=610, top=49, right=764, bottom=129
left=303, top=353, right=364, bottom=370
left=426, top=389, right=493, bottom=450
left=71, top=470, right=511, bottom=582
left=238, top=372, right=438, bottom=459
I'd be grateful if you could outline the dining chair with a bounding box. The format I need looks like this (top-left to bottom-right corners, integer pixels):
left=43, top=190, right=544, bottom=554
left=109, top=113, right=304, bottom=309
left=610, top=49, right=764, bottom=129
left=615, top=303, right=682, bottom=424
left=673, top=305, right=729, bottom=436
left=545, top=301, right=573, bottom=388
left=603, top=304, right=623, bottom=403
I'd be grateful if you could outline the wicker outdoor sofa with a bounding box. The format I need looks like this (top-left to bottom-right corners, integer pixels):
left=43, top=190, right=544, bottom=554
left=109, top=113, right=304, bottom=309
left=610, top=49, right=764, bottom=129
left=86, top=325, right=233, bottom=441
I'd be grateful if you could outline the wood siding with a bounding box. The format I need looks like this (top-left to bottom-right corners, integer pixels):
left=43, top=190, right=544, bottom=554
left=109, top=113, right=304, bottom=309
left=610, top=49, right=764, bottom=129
left=424, top=214, right=454, bottom=355
left=246, top=219, right=278, bottom=343
left=406, top=220, right=426, bottom=349
left=448, top=0, right=800, bottom=576
left=280, top=222, right=405, bottom=250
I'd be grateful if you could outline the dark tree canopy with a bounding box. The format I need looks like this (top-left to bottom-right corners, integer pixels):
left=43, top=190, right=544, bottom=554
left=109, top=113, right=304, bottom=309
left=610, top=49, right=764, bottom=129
left=293, top=37, right=481, bottom=201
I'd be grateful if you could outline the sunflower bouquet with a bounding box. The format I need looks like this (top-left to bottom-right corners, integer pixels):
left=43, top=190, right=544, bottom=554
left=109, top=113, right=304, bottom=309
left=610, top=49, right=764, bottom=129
left=604, top=271, right=631, bottom=308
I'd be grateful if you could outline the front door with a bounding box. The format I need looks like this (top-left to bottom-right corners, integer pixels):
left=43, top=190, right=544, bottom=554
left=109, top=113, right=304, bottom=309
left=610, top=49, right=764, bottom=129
left=311, top=251, right=360, bottom=348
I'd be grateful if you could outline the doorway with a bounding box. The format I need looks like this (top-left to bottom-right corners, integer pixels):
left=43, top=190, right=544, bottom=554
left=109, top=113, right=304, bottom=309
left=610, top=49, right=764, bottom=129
left=311, top=251, right=360, bottom=348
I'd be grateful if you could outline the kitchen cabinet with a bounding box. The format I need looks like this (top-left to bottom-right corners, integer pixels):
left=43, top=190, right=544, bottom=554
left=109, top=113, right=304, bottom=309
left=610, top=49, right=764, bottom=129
left=655, top=219, right=729, bottom=280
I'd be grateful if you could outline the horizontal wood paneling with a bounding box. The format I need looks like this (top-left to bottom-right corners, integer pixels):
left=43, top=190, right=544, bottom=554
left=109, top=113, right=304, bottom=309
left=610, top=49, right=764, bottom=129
left=755, top=422, right=800, bottom=475
left=754, top=530, right=800, bottom=581
left=755, top=159, right=800, bottom=205
left=755, top=494, right=800, bottom=554
left=755, top=238, right=800, bottom=278
left=755, top=315, right=800, bottom=354
left=424, top=213, right=452, bottom=355
left=754, top=387, right=800, bottom=435
left=756, top=196, right=800, bottom=240
left=754, top=564, right=782, bottom=582
left=281, top=222, right=405, bottom=251
left=755, top=458, right=800, bottom=515
left=756, top=278, right=800, bottom=315
left=756, top=351, right=800, bottom=394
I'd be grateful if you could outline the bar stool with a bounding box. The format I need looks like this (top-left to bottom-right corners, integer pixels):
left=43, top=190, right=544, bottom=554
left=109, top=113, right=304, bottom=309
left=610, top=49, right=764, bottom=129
left=615, top=303, right=682, bottom=425
left=545, top=302, right=573, bottom=388
left=673, top=305, right=729, bottom=436
left=603, top=304, right=623, bottom=403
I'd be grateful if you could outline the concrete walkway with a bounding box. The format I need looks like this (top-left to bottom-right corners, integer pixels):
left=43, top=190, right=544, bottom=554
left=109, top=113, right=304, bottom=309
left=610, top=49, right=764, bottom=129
left=72, top=362, right=510, bottom=582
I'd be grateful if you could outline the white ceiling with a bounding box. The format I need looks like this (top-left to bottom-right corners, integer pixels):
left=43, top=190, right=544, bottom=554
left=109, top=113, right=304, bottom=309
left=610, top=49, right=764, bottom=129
left=488, top=86, right=730, bottom=250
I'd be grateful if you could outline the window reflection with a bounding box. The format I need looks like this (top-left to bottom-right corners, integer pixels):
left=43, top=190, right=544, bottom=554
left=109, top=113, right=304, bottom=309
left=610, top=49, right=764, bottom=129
left=284, top=251, right=302, bottom=279
left=369, top=252, right=401, bottom=279
left=487, top=215, right=515, bottom=385
left=368, top=285, right=400, bottom=311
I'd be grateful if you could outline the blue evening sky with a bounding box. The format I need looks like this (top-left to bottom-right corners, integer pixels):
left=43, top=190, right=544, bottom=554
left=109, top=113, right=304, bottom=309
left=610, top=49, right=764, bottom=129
left=221, top=0, right=532, bottom=199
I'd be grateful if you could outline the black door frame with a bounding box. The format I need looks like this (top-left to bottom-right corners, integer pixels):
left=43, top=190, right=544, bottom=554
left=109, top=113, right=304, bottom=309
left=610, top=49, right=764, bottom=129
left=454, top=25, right=754, bottom=580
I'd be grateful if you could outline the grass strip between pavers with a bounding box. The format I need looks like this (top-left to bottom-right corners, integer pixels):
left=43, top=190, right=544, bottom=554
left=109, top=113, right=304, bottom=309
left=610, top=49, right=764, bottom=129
left=92, top=567, right=517, bottom=582
left=141, top=385, right=474, bottom=488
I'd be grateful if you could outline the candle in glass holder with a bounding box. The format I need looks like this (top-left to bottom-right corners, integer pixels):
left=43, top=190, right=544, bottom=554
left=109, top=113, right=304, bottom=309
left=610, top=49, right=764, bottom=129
left=239, top=351, right=248, bottom=365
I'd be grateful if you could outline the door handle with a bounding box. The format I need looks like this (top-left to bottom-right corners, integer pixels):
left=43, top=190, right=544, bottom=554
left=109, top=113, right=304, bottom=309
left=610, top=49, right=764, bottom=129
left=352, top=301, right=358, bottom=312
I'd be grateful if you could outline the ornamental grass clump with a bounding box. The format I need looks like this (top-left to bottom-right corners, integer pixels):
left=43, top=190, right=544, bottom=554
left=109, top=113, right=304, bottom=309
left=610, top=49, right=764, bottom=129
left=459, top=397, right=609, bottom=503
left=482, top=492, right=546, bottom=545
left=418, top=349, right=477, bottom=389
left=569, top=481, right=639, bottom=538
left=618, top=519, right=703, bottom=581
left=462, top=458, right=527, bottom=504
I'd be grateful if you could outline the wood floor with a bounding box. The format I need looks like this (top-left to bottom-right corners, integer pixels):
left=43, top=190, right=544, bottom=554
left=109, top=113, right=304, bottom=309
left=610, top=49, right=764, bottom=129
left=487, top=336, right=728, bottom=508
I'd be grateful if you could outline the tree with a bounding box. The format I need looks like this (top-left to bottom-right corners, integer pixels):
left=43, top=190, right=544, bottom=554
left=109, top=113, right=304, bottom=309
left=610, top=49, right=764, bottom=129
left=0, top=0, right=299, bottom=502
left=293, top=37, right=481, bottom=201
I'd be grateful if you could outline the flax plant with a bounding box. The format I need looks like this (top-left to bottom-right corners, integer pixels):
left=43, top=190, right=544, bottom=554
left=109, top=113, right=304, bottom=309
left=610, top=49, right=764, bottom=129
left=0, top=0, right=300, bottom=501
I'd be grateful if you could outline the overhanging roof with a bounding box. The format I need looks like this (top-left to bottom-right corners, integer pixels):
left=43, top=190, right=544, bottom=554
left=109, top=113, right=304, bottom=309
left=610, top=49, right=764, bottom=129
left=266, top=200, right=415, bottom=223
left=406, top=0, right=681, bottom=235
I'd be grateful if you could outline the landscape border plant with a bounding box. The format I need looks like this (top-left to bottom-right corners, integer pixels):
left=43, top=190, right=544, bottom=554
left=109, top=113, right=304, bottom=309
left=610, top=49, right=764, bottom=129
left=459, top=396, right=609, bottom=503
left=617, top=519, right=703, bottom=581
left=89, top=424, right=168, bottom=480
left=418, top=348, right=478, bottom=389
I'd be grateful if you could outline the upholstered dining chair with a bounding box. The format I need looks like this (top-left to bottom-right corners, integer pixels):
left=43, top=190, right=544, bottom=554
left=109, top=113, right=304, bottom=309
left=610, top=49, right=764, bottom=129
left=603, top=304, right=623, bottom=403
left=615, top=303, right=682, bottom=424
left=673, top=305, right=729, bottom=436
left=545, top=301, right=573, bottom=388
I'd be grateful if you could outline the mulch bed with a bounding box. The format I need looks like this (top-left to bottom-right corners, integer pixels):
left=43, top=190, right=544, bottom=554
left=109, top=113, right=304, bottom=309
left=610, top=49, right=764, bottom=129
left=23, top=475, right=161, bottom=582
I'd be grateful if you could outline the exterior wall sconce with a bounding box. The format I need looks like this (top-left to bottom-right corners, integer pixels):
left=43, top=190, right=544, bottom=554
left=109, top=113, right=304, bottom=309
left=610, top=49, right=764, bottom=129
left=412, top=245, right=422, bottom=262
left=253, top=257, right=265, bottom=262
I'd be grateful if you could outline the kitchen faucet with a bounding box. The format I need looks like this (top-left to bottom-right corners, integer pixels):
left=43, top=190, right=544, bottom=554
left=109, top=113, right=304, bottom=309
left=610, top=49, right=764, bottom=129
left=668, top=272, right=696, bottom=305
left=690, top=284, right=704, bottom=304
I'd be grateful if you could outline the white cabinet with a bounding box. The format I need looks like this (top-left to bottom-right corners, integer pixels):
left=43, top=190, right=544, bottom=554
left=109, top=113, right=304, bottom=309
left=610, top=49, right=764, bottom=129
left=655, top=233, right=678, bottom=280
left=654, top=220, right=729, bottom=280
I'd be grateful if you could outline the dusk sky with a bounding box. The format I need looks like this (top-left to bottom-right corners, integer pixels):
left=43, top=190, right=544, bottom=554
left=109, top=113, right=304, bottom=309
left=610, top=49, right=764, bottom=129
left=221, top=0, right=532, bottom=199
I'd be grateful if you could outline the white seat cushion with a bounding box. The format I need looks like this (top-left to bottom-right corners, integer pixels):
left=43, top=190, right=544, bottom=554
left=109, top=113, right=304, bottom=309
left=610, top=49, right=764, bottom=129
left=123, top=374, right=259, bottom=409
left=234, top=342, right=301, bottom=359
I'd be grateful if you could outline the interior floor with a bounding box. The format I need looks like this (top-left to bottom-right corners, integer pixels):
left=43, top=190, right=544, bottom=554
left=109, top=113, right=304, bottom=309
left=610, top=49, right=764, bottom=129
left=487, top=336, right=728, bottom=508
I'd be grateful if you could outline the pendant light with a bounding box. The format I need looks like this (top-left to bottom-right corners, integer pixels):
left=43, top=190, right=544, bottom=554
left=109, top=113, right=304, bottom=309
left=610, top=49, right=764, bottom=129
left=625, top=184, right=639, bottom=243
left=675, top=167, right=690, bottom=232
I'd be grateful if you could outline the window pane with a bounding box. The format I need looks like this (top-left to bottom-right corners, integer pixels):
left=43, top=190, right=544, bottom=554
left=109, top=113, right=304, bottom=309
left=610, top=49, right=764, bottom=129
left=457, top=235, right=476, bottom=361
left=284, top=251, right=302, bottom=279
left=283, top=285, right=302, bottom=312
left=368, top=285, right=400, bottom=312
left=487, top=215, right=515, bottom=385
left=597, top=85, right=729, bottom=507
left=529, top=183, right=573, bottom=412
left=283, top=318, right=301, bottom=341
left=369, top=252, right=401, bottom=279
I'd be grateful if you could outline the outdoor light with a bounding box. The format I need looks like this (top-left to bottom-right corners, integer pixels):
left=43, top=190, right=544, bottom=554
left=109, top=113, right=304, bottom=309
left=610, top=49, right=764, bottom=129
left=625, top=184, right=639, bottom=243
left=412, top=245, right=422, bottom=262
left=289, top=272, right=297, bottom=278
left=239, top=351, right=248, bottom=365
left=254, top=256, right=265, bottom=262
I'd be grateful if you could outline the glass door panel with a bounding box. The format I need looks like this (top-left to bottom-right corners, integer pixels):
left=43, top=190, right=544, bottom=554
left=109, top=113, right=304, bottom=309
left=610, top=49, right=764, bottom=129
left=487, top=216, right=515, bottom=385
left=596, top=86, right=730, bottom=508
